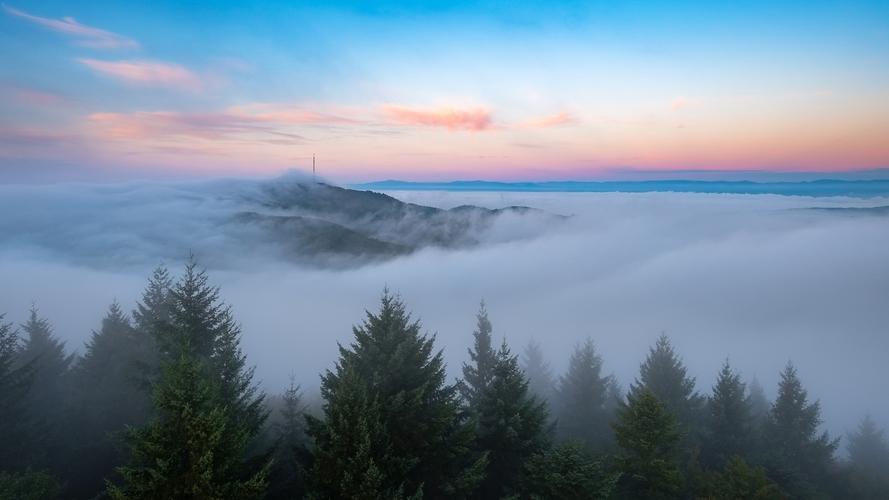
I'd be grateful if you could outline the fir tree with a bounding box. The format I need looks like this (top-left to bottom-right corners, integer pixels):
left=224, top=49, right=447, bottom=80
left=308, top=290, right=485, bottom=499
left=763, top=362, right=839, bottom=498
left=627, top=334, right=704, bottom=431
left=473, top=340, right=549, bottom=499
left=111, top=261, right=268, bottom=498
left=460, top=300, right=496, bottom=411
left=522, top=339, right=555, bottom=408
left=0, top=315, right=33, bottom=471
left=524, top=442, right=619, bottom=500
left=703, top=360, right=754, bottom=469
left=110, top=350, right=267, bottom=499
left=699, top=456, right=783, bottom=500
left=846, top=416, right=889, bottom=499
left=748, top=376, right=770, bottom=425
left=267, top=377, right=310, bottom=499
left=14, top=307, right=73, bottom=470
left=130, top=265, right=173, bottom=380
left=613, top=388, right=682, bottom=499
left=67, top=302, right=153, bottom=498
left=556, top=338, right=615, bottom=453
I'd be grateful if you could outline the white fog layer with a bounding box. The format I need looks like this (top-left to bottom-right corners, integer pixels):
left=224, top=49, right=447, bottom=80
left=2, top=182, right=888, bottom=439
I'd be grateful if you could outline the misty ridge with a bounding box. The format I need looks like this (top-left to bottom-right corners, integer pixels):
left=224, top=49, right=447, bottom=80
left=0, top=172, right=562, bottom=269
left=1, top=177, right=889, bottom=499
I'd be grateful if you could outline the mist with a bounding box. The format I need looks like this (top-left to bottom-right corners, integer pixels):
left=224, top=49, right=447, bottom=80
left=2, top=179, right=887, bottom=442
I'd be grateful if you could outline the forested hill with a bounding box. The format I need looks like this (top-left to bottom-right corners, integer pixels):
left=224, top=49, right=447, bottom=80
left=0, top=174, right=563, bottom=268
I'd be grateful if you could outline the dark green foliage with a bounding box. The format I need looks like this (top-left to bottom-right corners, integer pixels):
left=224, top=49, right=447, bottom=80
left=699, top=456, right=783, bottom=500
left=110, top=351, right=267, bottom=499
left=0, top=469, right=61, bottom=500
left=627, top=334, right=704, bottom=431
left=556, top=338, right=615, bottom=453
left=308, top=290, right=485, bottom=499
left=522, top=339, right=555, bottom=408
left=111, top=261, right=268, bottom=498
left=67, top=302, right=154, bottom=497
left=763, top=362, right=839, bottom=498
left=702, top=360, right=754, bottom=469
left=473, top=340, right=550, bottom=499
left=846, top=416, right=889, bottom=499
left=460, top=300, right=497, bottom=411
left=266, top=378, right=310, bottom=499
left=0, top=315, right=33, bottom=472
left=613, top=388, right=682, bottom=499
left=524, top=442, right=619, bottom=500
left=14, top=307, right=73, bottom=471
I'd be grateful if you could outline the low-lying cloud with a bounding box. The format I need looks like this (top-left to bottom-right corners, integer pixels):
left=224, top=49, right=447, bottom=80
left=1, top=180, right=887, bottom=442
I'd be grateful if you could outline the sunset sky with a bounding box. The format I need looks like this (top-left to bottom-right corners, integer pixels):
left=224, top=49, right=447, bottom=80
left=1, top=0, right=888, bottom=182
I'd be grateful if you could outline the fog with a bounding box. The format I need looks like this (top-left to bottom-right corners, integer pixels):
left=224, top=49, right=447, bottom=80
left=1, top=179, right=888, bottom=439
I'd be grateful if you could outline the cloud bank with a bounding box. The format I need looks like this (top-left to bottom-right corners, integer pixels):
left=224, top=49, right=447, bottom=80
left=1, top=183, right=887, bottom=441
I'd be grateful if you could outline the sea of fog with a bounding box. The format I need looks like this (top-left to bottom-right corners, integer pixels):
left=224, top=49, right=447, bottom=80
left=1, top=185, right=888, bottom=440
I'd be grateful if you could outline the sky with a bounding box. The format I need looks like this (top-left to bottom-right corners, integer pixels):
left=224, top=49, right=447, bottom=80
left=1, top=0, right=888, bottom=182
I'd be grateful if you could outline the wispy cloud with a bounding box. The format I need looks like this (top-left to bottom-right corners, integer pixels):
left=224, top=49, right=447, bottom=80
left=381, top=105, right=492, bottom=131
left=0, top=84, right=69, bottom=107
left=2, top=4, right=138, bottom=49
left=518, top=111, right=578, bottom=129
left=78, top=59, right=203, bottom=91
left=671, top=96, right=689, bottom=111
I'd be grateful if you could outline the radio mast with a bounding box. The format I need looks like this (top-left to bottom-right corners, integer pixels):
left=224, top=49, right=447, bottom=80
left=312, top=153, right=316, bottom=182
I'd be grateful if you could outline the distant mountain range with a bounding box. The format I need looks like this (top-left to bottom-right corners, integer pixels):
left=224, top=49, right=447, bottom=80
left=354, top=179, right=889, bottom=197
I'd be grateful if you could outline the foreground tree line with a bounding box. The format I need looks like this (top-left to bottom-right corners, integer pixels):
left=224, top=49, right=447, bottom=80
left=1, top=262, right=888, bottom=499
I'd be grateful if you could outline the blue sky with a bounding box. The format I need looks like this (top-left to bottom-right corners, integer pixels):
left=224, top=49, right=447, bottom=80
left=1, top=0, right=888, bottom=181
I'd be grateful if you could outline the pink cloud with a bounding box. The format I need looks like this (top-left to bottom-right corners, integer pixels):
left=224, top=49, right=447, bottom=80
left=1, top=84, right=68, bottom=106
left=79, top=59, right=203, bottom=91
left=381, top=105, right=492, bottom=131
left=671, top=96, right=689, bottom=110
left=3, top=4, right=138, bottom=49
left=518, top=111, right=579, bottom=129
left=229, top=103, right=361, bottom=125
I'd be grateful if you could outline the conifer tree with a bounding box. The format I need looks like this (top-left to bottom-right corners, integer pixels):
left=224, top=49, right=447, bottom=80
left=846, top=415, right=889, bottom=498
left=111, top=261, right=268, bottom=498
left=522, top=339, right=555, bottom=408
left=110, top=350, right=267, bottom=499
left=524, top=442, right=619, bottom=500
left=763, top=362, right=839, bottom=497
left=131, top=265, right=173, bottom=378
left=556, top=338, right=615, bottom=452
left=460, top=300, right=496, bottom=411
left=0, top=315, right=33, bottom=471
left=703, top=360, right=754, bottom=469
left=473, top=340, right=549, bottom=499
left=613, top=388, right=682, bottom=499
left=747, top=376, right=770, bottom=425
left=68, top=302, right=153, bottom=497
left=700, top=456, right=782, bottom=500
left=308, top=290, right=485, bottom=499
left=267, top=378, right=310, bottom=499
left=628, top=334, right=704, bottom=431
left=15, top=307, right=73, bottom=470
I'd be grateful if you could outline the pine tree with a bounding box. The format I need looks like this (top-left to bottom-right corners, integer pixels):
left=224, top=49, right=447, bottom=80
left=131, top=265, right=173, bottom=380
left=699, top=456, right=782, bottom=500
left=67, top=302, right=153, bottom=498
left=473, top=340, right=549, bottom=499
left=460, top=300, right=496, bottom=411
left=266, top=377, right=310, bottom=499
left=522, top=339, right=555, bottom=408
left=524, top=442, right=619, bottom=500
left=613, top=388, right=682, bottom=499
left=763, top=362, right=839, bottom=498
left=703, top=360, right=754, bottom=469
left=556, top=338, right=615, bottom=453
left=111, top=261, right=268, bottom=498
left=110, top=350, right=267, bottom=499
left=14, top=307, right=73, bottom=470
left=0, top=315, right=33, bottom=471
left=628, top=334, right=704, bottom=431
left=846, top=416, right=889, bottom=498
left=748, top=377, right=770, bottom=425
left=308, top=290, right=485, bottom=499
